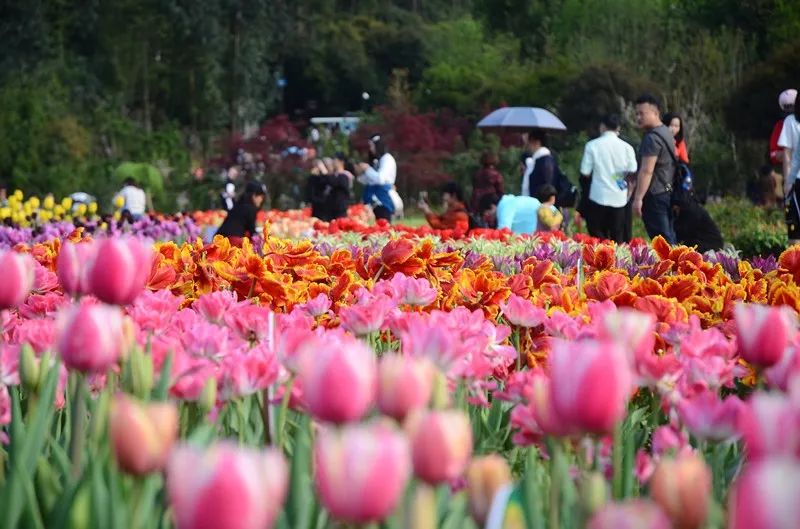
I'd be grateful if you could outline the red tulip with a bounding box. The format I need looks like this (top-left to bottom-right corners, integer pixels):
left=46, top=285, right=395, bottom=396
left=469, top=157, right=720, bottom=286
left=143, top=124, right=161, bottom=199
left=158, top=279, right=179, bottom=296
left=738, top=392, right=800, bottom=460
left=110, top=394, right=178, bottom=475
left=167, top=442, right=288, bottom=529
left=314, top=422, right=410, bottom=523
left=56, top=241, right=96, bottom=297
left=728, top=457, right=800, bottom=529
left=0, top=250, right=35, bottom=310
left=549, top=339, right=632, bottom=435
left=377, top=354, right=434, bottom=421
left=734, top=303, right=796, bottom=368
left=88, top=238, right=152, bottom=305
left=650, top=453, right=711, bottom=529
left=57, top=302, right=130, bottom=373
left=407, top=409, right=473, bottom=484
left=299, top=330, right=376, bottom=424
left=588, top=500, right=671, bottom=529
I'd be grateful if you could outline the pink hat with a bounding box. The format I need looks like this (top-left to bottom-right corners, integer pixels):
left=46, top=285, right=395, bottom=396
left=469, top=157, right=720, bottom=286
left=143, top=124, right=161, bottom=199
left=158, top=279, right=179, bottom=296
left=779, top=89, right=797, bottom=111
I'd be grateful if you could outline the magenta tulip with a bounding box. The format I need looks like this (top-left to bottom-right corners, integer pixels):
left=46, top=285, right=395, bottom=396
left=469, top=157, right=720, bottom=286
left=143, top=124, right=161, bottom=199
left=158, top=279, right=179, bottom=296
left=407, top=409, right=473, bottom=484
left=734, top=303, right=796, bottom=368
left=167, top=442, right=288, bottom=529
left=728, top=458, right=800, bottom=529
left=0, top=250, right=35, bottom=310
left=56, top=241, right=96, bottom=297
left=314, top=422, right=411, bottom=523
left=738, top=392, right=800, bottom=460
left=57, top=302, right=130, bottom=373
left=677, top=389, right=744, bottom=442
left=377, top=354, right=434, bottom=421
left=299, top=330, right=376, bottom=424
left=549, top=339, right=632, bottom=435
left=88, top=238, right=153, bottom=305
left=588, top=500, right=671, bottom=529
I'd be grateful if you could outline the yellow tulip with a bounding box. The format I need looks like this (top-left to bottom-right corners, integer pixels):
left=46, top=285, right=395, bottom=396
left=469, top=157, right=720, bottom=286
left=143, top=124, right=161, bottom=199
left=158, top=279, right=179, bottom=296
left=88, top=202, right=98, bottom=214
left=0, top=207, right=10, bottom=219
left=13, top=190, right=23, bottom=201
left=43, top=195, right=55, bottom=210
left=28, top=197, right=40, bottom=209
left=113, top=211, right=121, bottom=221
left=76, top=204, right=87, bottom=216
left=62, top=197, right=73, bottom=211
left=113, top=196, right=125, bottom=209
left=54, top=205, right=65, bottom=217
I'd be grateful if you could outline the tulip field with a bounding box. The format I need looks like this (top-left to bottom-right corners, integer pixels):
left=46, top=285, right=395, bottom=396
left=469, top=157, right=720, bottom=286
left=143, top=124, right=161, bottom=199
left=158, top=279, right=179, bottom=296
left=3, top=206, right=800, bottom=529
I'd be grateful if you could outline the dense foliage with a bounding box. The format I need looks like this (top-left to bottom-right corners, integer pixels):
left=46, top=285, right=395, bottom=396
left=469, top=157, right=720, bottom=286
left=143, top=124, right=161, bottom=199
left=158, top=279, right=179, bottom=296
left=1, top=0, right=799, bottom=209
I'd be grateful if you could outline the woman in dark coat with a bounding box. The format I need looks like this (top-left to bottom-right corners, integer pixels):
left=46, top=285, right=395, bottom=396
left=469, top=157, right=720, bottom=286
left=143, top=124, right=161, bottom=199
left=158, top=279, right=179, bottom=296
left=470, top=151, right=504, bottom=213
left=216, top=181, right=267, bottom=245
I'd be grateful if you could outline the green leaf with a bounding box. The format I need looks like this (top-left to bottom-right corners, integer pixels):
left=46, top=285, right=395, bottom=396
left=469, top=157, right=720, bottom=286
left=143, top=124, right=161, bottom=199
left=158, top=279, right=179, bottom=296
left=286, top=415, right=315, bottom=529
left=153, top=351, right=173, bottom=401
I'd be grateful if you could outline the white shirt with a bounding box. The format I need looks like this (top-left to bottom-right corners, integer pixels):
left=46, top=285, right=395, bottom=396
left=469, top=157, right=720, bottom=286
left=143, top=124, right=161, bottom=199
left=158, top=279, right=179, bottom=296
left=520, top=147, right=551, bottom=197
left=779, top=114, right=800, bottom=150
left=117, top=185, right=147, bottom=215
left=359, top=153, right=397, bottom=186
left=579, top=131, right=638, bottom=208
left=789, top=136, right=800, bottom=189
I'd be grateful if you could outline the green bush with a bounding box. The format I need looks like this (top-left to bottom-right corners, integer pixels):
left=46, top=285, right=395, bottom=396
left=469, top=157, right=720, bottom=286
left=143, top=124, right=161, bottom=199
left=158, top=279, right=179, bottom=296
left=706, top=198, right=787, bottom=257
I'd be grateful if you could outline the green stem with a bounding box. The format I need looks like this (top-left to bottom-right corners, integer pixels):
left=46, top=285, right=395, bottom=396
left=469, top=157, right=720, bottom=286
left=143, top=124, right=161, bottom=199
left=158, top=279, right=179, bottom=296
left=69, top=374, right=88, bottom=477
left=547, top=438, right=561, bottom=529
left=513, top=329, right=522, bottom=371
left=612, top=421, right=623, bottom=500
left=276, top=377, right=295, bottom=449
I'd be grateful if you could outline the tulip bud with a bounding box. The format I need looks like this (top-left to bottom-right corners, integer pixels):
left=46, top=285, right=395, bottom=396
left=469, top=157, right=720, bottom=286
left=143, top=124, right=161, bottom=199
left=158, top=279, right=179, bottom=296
left=198, top=377, right=217, bottom=414
left=649, top=453, right=710, bottom=529
left=734, top=303, right=796, bottom=368
left=0, top=250, right=35, bottom=310
left=377, top=354, right=434, bottom=421
left=579, top=471, right=609, bottom=516
left=57, top=303, right=128, bottom=374
left=314, top=421, right=411, bottom=523
left=728, top=457, right=800, bottom=529
left=88, top=238, right=152, bottom=306
left=466, top=455, right=512, bottom=525
left=56, top=241, right=96, bottom=297
left=588, top=500, right=671, bottom=529
left=407, top=409, right=473, bottom=485
left=167, top=442, right=288, bottom=529
left=70, top=485, right=91, bottom=529
left=19, top=344, right=40, bottom=393
left=110, top=394, right=178, bottom=476
left=430, top=369, right=450, bottom=410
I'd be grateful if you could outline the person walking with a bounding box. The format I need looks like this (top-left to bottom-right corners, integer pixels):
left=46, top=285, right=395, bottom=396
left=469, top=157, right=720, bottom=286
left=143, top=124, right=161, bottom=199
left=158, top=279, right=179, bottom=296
left=779, top=89, right=800, bottom=188
left=784, top=102, right=800, bottom=245
left=115, top=178, right=147, bottom=221
left=216, top=181, right=267, bottom=246
left=520, top=130, right=557, bottom=197
left=358, top=134, right=397, bottom=223
left=579, top=114, right=638, bottom=243
left=769, top=89, right=795, bottom=170
left=470, top=152, right=504, bottom=213
left=663, top=113, right=690, bottom=164
left=632, top=94, right=678, bottom=245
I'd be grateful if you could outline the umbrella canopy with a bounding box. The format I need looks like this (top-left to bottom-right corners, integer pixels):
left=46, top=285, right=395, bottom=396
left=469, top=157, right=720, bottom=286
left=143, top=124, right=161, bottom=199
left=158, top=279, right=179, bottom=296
left=477, top=107, right=567, bottom=132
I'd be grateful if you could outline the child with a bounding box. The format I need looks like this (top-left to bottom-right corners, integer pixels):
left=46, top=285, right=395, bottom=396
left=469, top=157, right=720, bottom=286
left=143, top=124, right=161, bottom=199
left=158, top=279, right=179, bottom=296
left=536, top=184, right=563, bottom=231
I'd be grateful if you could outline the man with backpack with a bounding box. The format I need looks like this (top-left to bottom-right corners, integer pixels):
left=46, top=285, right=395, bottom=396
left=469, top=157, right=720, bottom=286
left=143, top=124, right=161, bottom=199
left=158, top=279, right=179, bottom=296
left=632, top=94, right=677, bottom=245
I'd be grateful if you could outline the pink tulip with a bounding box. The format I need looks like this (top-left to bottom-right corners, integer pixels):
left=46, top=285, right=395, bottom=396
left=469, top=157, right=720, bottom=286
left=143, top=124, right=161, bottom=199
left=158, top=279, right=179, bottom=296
left=499, top=294, right=546, bottom=328
left=650, top=453, right=711, bottom=529
left=509, top=368, right=565, bottom=444
left=110, top=394, right=178, bottom=475
left=677, top=390, right=744, bottom=442
left=588, top=500, right=672, bottom=529
left=314, top=422, right=411, bottom=523
left=407, top=409, right=473, bottom=484
left=298, top=293, right=331, bottom=317
left=389, top=273, right=437, bottom=306
left=167, top=442, right=288, bottom=529
left=194, top=290, right=239, bottom=323
left=549, top=339, right=632, bottom=435
left=599, top=308, right=656, bottom=360
left=764, top=342, right=800, bottom=391
left=339, top=294, right=394, bottom=335
left=0, top=250, right=35, bottom=310
left=56, top=241, right=96, bottom=297
left=299, top=330, right=376, bottom=424
left=377, top=354, right=434, bottom=421
left=734, top=303, right=796, bottom=368
left=738, top=392, right=800, bottom=460
left=57, top=302, right=131, bottom=373
left=651, top=425, right=690, bottom=456
left=728, top=457, right=800, bottom=529
left=88, top=238, right=153, bottom=305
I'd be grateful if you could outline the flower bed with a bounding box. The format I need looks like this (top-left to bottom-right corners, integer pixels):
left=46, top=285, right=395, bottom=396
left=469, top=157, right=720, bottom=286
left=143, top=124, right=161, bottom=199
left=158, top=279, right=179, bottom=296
left=2, top=233, right=800, bottom=528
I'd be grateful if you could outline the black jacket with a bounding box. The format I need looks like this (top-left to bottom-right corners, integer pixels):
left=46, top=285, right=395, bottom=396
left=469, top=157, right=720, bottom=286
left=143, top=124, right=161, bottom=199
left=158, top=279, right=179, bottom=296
left=217, top=201, right=258, bottom=238
left=308, top=172, right=350, bottom=222
left=673, top=197, right=723, bottom=253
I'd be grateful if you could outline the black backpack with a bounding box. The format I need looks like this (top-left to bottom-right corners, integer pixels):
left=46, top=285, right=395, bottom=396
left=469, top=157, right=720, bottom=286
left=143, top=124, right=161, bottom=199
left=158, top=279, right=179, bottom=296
left=555, top=166, right=578, bottom=208
left=649, top=131, right=694, bottom=203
